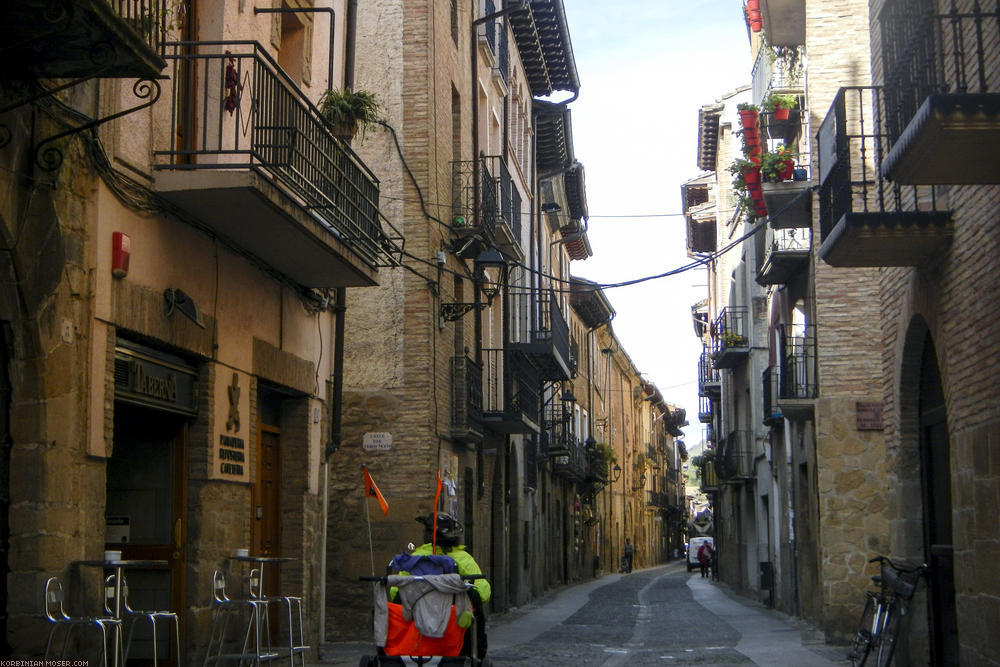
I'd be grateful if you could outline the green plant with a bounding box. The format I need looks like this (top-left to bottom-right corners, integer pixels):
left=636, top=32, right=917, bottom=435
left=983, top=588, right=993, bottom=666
left=763, top=92, right=798, bottom=113
left=318, top=87, right=381, bottom=140
left=736, top=102, right=760, bottom=112
left=722, top=331, right=747, bottom=347
left=759, top=145, right=797, bottom=182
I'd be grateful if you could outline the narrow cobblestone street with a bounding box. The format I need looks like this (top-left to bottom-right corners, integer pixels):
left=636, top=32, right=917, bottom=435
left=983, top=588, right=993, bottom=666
left=319, top=562, right=849, bottom=666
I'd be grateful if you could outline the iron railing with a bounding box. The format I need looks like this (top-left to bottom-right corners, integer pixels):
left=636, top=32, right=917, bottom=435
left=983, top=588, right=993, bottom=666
left=762, top=366, right=783, bottom=425
left=698, top=395, right=714, bottom=423
left=452, top=158, right=497, bottom=240
left=451, top=356, right=484, bottom=436
left=111, top=0, right=171, bottom=54
left=508, top=289, right=571, bottom=375
left=496, top=17, right=510, bottom=85
left=711, top=306, right=749, bottom=356
left=719, top=430, right=753, bottom=481
left=817, top=86, right=946, bottom=243
left=879, top=0, right=1000, bottom=144
left=698, top=349, right=720, bottom=396
left=482, top=347, right=540, bottom=425
left=552, top=435, right=587, bottom=481
left=778, top=323, right=818, bottom=399
left=751, top=41, right=806, bottom=105
left=154, top=41, right=384, bottom=265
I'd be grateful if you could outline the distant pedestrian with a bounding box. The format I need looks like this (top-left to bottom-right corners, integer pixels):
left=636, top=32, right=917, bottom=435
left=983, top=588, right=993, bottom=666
left=697, top=543, right=710, bottom=578
left=621, top=538, right=635, bottom=573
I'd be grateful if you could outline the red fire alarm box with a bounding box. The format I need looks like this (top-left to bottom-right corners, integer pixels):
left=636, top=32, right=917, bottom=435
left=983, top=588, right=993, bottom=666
left=112, top=231, right=131, bottom=278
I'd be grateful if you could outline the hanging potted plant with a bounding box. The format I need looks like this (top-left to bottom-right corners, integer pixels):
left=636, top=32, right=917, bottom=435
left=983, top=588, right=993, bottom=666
left=764, top=92, right=798, bottom=121
left=736, top=102, right=760, bottom=130
left=318, top=87, right=381, bottom=143
left=760, top=145, right=797, bottom=182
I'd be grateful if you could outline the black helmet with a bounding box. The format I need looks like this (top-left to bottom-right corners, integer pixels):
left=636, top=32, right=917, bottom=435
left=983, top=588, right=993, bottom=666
left=417, top=512, right=464, bottom=543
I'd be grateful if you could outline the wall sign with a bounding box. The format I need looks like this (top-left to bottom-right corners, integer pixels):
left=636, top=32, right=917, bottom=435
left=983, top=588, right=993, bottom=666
left=856, top=401, right=884, bottom=431
left=363, top=432, right=393, bottom=451
left=218, top=434, right=246, bottom=477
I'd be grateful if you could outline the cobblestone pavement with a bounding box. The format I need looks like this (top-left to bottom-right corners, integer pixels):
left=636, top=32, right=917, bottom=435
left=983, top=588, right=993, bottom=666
left=318, top=562, right=849, bottom=666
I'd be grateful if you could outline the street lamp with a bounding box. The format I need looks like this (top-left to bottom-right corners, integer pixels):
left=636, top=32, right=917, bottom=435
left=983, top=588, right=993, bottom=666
left=611, top=464, right=622, bottom=482
left=440, top=246, right=509, bottom=321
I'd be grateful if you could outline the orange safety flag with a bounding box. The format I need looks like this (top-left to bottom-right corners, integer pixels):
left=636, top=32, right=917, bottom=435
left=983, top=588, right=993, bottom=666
left=432, top=469, right=443, bottom=551
left=363, top=466, right=389, bottom=516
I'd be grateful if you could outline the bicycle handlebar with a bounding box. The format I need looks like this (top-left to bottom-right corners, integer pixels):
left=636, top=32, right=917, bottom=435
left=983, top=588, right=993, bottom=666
left=359, top=574, right=484, bottom=583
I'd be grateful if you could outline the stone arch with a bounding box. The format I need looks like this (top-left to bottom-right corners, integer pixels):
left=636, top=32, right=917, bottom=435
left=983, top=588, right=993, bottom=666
left=892, top=314, right=928, bottom=558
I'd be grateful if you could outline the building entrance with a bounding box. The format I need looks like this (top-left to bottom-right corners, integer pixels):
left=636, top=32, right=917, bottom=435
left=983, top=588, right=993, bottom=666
left=106, top=403, right=187, bottom=664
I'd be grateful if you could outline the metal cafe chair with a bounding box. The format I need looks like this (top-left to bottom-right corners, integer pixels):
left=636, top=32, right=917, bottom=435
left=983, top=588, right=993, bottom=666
left=248, top=568, right=307, bottom=667
left=44, top=576, right=121, bottom=667
left=104, top=574, right=181, bottom=667
left=203, top=569, right=276, bottom=666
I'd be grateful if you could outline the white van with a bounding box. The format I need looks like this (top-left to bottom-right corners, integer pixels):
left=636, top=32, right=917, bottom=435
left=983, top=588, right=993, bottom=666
left=686, top=536, right=715, bottom=572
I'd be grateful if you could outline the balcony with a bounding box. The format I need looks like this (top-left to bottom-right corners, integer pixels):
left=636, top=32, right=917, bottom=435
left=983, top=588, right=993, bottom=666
left=776, top=323, right=817, bottom=419
left=482, top=348, right=540, bottom=434
left=0, top=0, right=168, bottom=79
left=711, top=307, right=750, bottom=369
left=451, top=356, right=484, bottom=443
left=700, top=458, right=718, bottom=493
left=550, top=433, right=586, bottom=482
left=759, top=0, right=805, bottom=46
left=698, top=396, right=714, bottom=424
left=751, top=42, right=805, bottom=109
left=756, top=224, right=810, bottom=285
left=816, top=86, right=953, bottom=267
left=153, top=41, right=389, bottom=288
left=762, top=366, right=784, bottom=427
left=508, top=289, right=573, bottom=380
left=878, top=2, right=1000, bottom=184
left=493, top=157, right=523, bottom=258
left=698, top=349, right=721, bottom=398
left=451, top=158, right=498, bottom=247
left=719, top=430, right=753, bottom=482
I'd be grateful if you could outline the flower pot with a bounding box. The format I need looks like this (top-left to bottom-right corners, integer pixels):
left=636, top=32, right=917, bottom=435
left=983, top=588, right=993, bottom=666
left=754, top=203, right=769, bottom=217
left=739, top=109, right=759, bottom=130
left=777, top=162, right=795, bottom=181
left=747, top=0, right=760, bottom=10
left=774, top=106, right=790, bottom=121
left=748, top=9, right=763, bottom=32
left=743, top=125, right=759, bottom=140
left=744, top=132, right=761, bottom=147
left=743, top=166, right=762, bottom=185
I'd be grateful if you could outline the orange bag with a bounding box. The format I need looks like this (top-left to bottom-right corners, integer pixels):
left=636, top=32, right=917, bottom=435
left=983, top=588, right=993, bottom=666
left=382, top=602, right=466, bottom=656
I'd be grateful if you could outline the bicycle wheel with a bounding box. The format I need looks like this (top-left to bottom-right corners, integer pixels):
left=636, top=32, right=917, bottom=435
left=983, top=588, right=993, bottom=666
left=848, top=595, right=877, bottom=666
left=874, top=601, right=900, bottom=667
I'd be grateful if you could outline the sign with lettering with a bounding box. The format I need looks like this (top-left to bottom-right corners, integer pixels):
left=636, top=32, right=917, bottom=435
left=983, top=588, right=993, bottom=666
left=114, top=341, right=198, bottom=415
left=856, top=401, right=884, bottom=430
left=363, top=432, right=393, bottom=451
left=105, top=516, right=130, bottom=544
left=218, top=434, right=246, bottom=477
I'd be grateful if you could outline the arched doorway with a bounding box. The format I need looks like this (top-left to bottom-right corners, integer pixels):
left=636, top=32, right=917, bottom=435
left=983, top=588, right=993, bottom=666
left=900, top=320, right=958, bottom=664
left=915, top=331, right=959, bottom=664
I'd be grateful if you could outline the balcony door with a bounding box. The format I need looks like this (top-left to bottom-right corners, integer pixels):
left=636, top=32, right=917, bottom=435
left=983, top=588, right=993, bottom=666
left=917, top=334, right=958, bottom=665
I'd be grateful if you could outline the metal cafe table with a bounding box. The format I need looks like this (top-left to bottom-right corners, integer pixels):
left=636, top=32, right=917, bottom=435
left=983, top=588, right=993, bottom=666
left=204, top=554, right=307, bottom=666
left=74, top=557, right=170, bottom=667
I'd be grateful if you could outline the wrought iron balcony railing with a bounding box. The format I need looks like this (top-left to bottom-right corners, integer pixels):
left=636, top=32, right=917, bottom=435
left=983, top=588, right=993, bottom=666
left=482, top=348, right=540, bottom=433
left=698, top=395, right=713, bottom=424
left=878, top=0, right=1000, bottom=184
left=816, top=86, right=953, bottom=267
left=711, top=307, right=750, bottom=369
left=551, top=433, right=586, bottom=481
left=698, top=349, right=721, bottom=397
left=762, top=366, right=783, bottom=426
left=751, top=42, right=805, bottom=107
left=776, top=323, right=817, bottom=416
left=0, top=0, right=169, bottom=79
left=452, top=157, right=501, bottom=241
left=154, top=41, right=390, bottom=273
left=508, top=289, right=572, bottom=380
left=719, top=430, right=753, bottom=482
left=756, top=224, right=811, bottom=285
left=451, top=356, right=484, bottom=442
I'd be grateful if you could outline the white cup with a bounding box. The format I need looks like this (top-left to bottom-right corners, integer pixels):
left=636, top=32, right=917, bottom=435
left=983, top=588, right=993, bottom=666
left=104, top=550, right=122, bottom=563
left=234, top=548, right=249, bottom=558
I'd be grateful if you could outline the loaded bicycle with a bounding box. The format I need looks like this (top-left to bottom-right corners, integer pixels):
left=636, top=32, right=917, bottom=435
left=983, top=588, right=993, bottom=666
left=848, top=555, right=928, bottom=667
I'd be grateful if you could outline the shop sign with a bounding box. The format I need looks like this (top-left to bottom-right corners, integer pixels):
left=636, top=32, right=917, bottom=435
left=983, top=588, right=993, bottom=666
left=105, top=516, right=130, bottom=544
left=114, top=341, right=197, bottom=415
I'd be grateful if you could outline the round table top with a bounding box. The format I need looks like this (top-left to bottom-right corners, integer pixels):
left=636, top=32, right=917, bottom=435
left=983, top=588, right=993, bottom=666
left=74, top=559, right=169, bottom=569
left=226, top=554, right=297, bottom=564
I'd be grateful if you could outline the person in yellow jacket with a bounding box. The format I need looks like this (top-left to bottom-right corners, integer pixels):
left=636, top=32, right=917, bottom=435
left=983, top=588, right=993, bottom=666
left=413, top=512, right=490, bottom=659
left=413, top=512, right=491, bottom=602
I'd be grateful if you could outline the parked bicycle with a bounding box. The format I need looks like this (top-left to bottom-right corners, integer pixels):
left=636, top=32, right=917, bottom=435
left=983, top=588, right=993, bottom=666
left=848, top=555, right=928, bottom=667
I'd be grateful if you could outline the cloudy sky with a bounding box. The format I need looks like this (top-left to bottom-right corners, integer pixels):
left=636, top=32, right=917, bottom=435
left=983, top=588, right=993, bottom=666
left=562, top=1, right=749, bottom=446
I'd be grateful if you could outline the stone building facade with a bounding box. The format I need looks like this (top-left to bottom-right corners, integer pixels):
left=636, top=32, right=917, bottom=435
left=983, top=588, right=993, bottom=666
left=0, top=0, right=391, bottom=661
